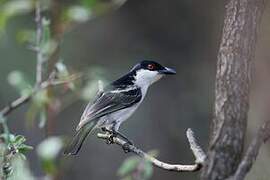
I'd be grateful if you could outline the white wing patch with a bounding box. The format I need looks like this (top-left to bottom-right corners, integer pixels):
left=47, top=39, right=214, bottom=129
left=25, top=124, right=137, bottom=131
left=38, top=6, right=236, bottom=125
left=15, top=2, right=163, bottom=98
left=110, top=86, right=137, bottom=93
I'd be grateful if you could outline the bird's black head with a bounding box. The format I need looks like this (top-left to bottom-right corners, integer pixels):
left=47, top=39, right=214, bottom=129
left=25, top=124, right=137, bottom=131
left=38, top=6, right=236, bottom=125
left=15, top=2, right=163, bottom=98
left=112, top=60, right=176, bottom=88
left=131, top=60, right=176, bottom=75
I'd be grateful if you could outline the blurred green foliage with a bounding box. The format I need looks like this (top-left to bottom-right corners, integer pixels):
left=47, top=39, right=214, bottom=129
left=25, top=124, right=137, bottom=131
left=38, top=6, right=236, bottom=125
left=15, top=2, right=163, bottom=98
left=0, top=0, right=33, bottom=36
left=37, top=136, right=64, bottom=175
left=0, top=0, right=152, bottom=180
left=0, top=0, right=127, bottom=39
left=8, top=157, right=35, bottom=180
left=0, top=115, right=33, bottom=179
left=7, top=70, right=33, bottom=96
left=118, top=150, right=158, bottom=180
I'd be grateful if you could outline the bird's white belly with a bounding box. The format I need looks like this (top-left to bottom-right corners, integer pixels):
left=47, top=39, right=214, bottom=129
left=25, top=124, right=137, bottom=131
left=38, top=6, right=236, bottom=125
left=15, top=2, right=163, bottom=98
left=111, top=105, right=138, bottom=123
left=97, top=103, right=140, bottom=130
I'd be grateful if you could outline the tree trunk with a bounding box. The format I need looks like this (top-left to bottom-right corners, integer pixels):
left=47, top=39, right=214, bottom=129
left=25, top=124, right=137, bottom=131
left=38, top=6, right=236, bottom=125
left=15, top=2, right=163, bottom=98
left=201, top=0, right=266, bottom=179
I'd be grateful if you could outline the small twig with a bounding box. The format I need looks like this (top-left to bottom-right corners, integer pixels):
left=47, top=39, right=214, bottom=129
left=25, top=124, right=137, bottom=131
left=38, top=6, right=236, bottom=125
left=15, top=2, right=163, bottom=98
left=0, top=74, right=80, bottom=117
left=97, top=128, right=206, bottom=172
left=186, top=128, right=206, bottom=164
left=227, top=120, right=270, bottom=180
left=0, top=95, right=31, bottom=117
left=35, top=0, right=43, bottom=86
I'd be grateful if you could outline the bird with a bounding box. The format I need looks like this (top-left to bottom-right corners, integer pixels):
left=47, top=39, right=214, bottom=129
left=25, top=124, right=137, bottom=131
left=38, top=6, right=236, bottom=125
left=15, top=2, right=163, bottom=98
left=64, top=60, right=176, bottom=155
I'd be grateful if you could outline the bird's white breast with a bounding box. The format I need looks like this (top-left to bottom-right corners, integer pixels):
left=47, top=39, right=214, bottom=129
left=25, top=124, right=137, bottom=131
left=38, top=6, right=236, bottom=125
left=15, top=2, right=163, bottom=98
left=133, top=69, right=163, bottom=88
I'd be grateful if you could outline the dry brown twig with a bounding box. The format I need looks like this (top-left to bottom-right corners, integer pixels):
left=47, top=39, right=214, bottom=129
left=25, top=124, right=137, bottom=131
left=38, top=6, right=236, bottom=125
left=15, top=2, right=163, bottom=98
left=95, top=80, right=206, bottom=172
left=97, top=128, right=206, bottom=172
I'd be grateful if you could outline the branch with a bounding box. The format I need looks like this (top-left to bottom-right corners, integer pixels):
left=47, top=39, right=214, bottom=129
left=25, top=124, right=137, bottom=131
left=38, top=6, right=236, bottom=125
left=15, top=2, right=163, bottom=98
left=35, top=0, right=43, bottom=86
left=0, top=0, right=81, bottom=118
left=0, top=73, right=80, bottom=117
left=97, top=128, right=206, bottom=172
left=227, top=120, right=270, bottom=180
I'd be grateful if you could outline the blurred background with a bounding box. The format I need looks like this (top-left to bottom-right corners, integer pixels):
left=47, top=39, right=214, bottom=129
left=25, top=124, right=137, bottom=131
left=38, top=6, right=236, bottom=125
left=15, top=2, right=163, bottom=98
left=0, top=0, right=269, bottom=180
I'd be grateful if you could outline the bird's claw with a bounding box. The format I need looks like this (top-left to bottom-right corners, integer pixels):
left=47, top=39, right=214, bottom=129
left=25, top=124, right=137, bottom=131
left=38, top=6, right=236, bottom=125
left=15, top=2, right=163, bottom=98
left=122, top=143, right=131, bottom=153
left=106, top=134, right=115, bottom=144
left=126, top=140, right=134, bottom=146
left=101, top=127, right=109, bottom=132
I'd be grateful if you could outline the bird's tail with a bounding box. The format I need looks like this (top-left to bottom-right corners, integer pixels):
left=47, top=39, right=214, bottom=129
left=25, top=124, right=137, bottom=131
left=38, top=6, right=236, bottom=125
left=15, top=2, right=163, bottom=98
left=64, top=121, right=96, bottom=155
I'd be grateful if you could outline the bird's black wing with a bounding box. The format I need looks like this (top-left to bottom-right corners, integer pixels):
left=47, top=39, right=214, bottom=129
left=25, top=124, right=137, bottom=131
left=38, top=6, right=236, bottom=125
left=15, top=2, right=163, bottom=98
left=76, top=87, right=142, bottom=130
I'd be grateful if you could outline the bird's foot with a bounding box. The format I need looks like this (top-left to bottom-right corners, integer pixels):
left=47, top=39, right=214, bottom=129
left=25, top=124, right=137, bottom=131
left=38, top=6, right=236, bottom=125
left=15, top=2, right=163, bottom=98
left=102, top=127, right=112, bottom=133
left=126, top=140, right=134, bottom=146
left=106, top=133, right=116, bottom=144
left=122, top=143, right=132, bottom=153
left=101, top=128, right=114, bottom=144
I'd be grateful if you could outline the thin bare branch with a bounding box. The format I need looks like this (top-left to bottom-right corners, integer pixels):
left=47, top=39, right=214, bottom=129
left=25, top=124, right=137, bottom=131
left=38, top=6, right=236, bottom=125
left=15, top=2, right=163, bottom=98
left=186, top=128, right=206, bottom=164
left=35, top=0, right=43, bottom=86
left=227, top=120, right=270, bottom=180
left=0, top=74, right=80, bottom=117
left=97, top=128, right=206, bottom=172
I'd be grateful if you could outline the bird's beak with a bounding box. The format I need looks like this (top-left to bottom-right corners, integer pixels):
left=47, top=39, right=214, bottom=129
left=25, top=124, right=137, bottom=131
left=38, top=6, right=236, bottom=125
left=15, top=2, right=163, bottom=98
left=159, top=67, right=176, bottom=75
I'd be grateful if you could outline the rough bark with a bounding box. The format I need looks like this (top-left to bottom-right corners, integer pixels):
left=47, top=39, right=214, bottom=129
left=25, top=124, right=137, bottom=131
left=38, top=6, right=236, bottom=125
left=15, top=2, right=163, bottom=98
left=201, top=0, right=266, bottom=179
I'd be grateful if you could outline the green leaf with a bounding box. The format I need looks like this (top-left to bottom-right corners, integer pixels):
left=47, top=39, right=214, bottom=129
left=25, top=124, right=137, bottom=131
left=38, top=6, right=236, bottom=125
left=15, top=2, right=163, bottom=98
left=13, top=135, right=26, bottom=146
left=117, top=157, right=140, bottom=177
left=17, top=144, right=33, bottom=154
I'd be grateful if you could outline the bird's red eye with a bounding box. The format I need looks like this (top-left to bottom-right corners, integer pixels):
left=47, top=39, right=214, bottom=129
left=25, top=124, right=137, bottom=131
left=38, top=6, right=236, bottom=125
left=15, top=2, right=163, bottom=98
left=148, top=64, right=155, bottom=70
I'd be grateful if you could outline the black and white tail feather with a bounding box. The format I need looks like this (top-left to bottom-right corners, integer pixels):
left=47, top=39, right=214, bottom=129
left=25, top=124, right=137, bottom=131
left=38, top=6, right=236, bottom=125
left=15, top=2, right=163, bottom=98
left=64, top=121, right=97, bottom=155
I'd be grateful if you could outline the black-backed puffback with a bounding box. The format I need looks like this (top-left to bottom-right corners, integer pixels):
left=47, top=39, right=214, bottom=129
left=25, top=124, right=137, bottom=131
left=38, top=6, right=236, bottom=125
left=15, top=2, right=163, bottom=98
left=64, top=60, right=176, bottom=155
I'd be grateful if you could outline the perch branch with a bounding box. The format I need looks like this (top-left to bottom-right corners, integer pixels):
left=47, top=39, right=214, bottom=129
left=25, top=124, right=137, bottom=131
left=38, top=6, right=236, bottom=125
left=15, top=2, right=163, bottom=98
left=97, top=128, right=206, bottom=172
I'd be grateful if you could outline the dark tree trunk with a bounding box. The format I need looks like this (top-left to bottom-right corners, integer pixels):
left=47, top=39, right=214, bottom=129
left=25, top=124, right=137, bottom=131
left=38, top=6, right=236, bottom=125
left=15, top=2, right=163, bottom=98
left=201, top=0, right=266, bottom=179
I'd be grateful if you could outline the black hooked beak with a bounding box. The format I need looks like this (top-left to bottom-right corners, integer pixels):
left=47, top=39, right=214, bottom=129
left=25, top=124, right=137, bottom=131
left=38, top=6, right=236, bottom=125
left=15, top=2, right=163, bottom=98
left=159, top=67, right=176, bottom=75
